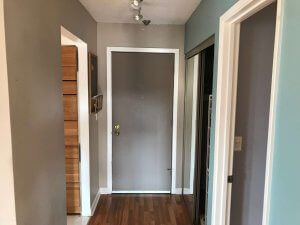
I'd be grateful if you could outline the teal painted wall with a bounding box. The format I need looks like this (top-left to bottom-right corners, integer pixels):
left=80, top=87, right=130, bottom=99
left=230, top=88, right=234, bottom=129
left=269, top=0, right=300, bottom=224
left=185, top=0, right=238, bottom=53
left=185, top=0, right=300, bottom=225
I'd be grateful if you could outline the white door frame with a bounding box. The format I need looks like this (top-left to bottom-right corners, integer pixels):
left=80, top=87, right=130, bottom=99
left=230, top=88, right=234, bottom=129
left=0, top=1, right=17, bottom=223
left=183, top=55, right=199, bottom=195
left=211, top=0, right=283, bottom=225
left=107, top=47, right=180, bottom=194
left=61, top=26, right=92, bottom=216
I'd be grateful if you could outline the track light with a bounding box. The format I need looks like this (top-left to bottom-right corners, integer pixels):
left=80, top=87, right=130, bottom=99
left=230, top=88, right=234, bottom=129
left=134, top=13, right=143, bottom=21
left=131, top=0, right=143, bottom=10
left=142, top=20, right=151, bottom=26
left=130, top=0, right=150, bottom=24
left=133, top=8, right=143, bottom=21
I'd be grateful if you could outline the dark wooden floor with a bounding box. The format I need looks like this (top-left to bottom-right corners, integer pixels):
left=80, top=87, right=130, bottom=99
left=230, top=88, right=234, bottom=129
left=183, top=194, right=194, bottom=219
left=88, top=194, right=192, bottom=225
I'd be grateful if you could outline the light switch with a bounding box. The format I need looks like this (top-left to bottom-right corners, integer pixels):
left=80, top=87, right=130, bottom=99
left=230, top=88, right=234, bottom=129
left=234, top=136, right=243, bottom=151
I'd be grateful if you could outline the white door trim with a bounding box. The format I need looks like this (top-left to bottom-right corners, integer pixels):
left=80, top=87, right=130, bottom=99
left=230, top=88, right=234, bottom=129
left=0, top=1, right=17, bottom=223
left=61, top=26, right=92, bottom=216
left=107, top=47, right=180, bottom=194
left=189, top=55, right=199, bottom=195
left=211, top=0, right=283, bottom=225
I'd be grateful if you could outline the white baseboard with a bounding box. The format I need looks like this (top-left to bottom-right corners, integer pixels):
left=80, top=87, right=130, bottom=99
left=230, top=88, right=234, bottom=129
left=100, top=187, right=183, bottom=195
left=100, top=187, right=110, bottom=195
left=67, top=215, right=90, bottom=225
left=172, top=188, right=182, bottom=195
left=90, top=188, right=101, bottom=216
left=111, top=190, right=171, bottom=194
left=183, top=188, right=192, bottom=195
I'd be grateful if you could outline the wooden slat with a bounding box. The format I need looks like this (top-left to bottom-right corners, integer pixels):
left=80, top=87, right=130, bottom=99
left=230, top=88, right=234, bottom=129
left=66, top=188, right=81, bottom=214
left=65, top=158, right=79, bottom=183
left=65, top=146, right=79, bottom=159
left=64, top=121, right=78, bottom=146
left=62, top=46, right=77, bottom=67
left=65, top=158, right=79, bottom=175
left=65, top=154, right=79, bottom=183
left=64, top=136, right=78, bottom=147
left=63, top=95, right=78, bottom=121
left=62, top=66, right=77, bottom=81
left=66, top=182, right=80, bottom=189
left=66, top=174, right=80, bottom=183
left=67, top=206, right=81, bottom=214
left=65, top=158, right=79, bottom=182
left=63, top=81, right=77, bottom=95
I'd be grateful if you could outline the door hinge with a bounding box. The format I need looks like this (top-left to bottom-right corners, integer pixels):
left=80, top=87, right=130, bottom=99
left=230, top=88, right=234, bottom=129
left=76, top=48, right=79, bottom=72
left=78, top=144, right=81, bottom=162
left=167, top=168, right=172, bottom=176
left=228, top=175, right=234, bottom=184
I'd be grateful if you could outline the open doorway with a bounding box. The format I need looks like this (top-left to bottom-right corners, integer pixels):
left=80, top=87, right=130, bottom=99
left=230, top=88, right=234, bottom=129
left=182, top=39, right=215, bottom=225
left=229, top=3, right=277, bottom=225
left=212, top=0, right=282, bottom=225
left=61, top=27, right=91, bottom=225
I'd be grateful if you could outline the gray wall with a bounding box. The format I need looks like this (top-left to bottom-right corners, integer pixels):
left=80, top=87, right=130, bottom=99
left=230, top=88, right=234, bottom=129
left=3, top=0, right=97, bottom=224
left=230, top=3, right=276, bottom=225
left=97, top=23, right=185, bottom=189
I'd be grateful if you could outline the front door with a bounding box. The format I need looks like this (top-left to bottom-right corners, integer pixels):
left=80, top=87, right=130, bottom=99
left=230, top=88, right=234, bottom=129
left=112, top=52, right=174, bottom=192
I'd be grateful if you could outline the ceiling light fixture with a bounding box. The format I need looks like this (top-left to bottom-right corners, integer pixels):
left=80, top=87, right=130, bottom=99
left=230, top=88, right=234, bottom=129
left=142, top=20, right=151, bottom=26
left=131, top=0, right=143, bottom=10
left=134, top=13, right=143, bottom=21
left=133, top=8, right=143, bottom=21
left=130, top=0, right=150, bottom=25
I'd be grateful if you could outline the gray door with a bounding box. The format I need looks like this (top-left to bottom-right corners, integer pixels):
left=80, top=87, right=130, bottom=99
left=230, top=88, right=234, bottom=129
left=112, top=52, right=174, bottom=192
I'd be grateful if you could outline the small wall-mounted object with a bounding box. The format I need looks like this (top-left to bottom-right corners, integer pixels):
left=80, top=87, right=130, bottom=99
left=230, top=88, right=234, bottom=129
left=234, top=136, right=243, bottom=151
left=88, top=52, right=102, bottom=114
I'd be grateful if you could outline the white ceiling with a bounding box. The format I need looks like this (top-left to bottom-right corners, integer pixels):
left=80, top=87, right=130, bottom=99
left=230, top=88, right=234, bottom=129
left=79, top=0, right=201, bottom=25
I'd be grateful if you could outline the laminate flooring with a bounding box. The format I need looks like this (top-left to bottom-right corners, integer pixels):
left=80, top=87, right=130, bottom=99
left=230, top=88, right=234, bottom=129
left=88, top=194, right=192, bottom=225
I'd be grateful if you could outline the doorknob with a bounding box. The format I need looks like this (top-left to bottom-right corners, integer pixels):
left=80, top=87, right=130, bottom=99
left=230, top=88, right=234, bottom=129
left=114, top=124, right=120, bottom=136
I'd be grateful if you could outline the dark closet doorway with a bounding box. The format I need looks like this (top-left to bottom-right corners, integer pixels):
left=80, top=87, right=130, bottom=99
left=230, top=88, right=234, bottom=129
left=182, top=40, right=214, bottom=225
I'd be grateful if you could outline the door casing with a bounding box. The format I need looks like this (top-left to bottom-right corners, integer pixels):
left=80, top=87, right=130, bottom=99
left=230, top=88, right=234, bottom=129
left=211, top=0, right=283, bottom=225
left=61, top=26, right=93, bottom=216
left=106, top=47, right=180, bottom=194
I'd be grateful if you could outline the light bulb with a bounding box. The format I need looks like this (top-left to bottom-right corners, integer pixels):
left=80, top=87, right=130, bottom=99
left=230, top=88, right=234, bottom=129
left=131, top=0, right=143, bottom=10
left=134, top=13, right=143, bottom=21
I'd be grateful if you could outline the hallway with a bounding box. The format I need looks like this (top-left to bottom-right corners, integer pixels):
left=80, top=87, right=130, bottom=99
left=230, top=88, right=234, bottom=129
left=2, top=0, right=300, bottom=225
left=88, top=195, right=192, bottom=225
